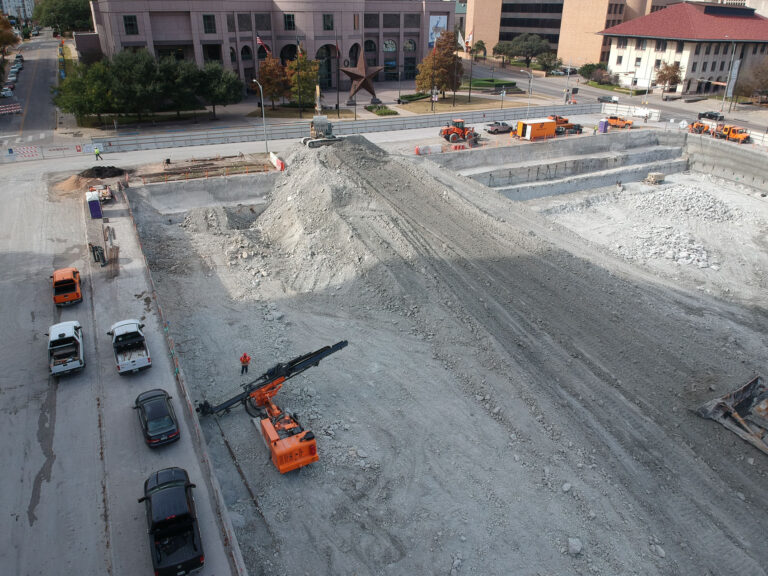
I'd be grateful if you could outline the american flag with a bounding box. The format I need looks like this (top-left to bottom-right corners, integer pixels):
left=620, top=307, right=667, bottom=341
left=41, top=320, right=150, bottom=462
left=256, top=34, right=270, bottom=55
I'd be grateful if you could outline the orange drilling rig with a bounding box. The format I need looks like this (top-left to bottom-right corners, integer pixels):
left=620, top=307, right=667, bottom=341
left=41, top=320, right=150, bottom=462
left=197, top=341, right=348, bottom=473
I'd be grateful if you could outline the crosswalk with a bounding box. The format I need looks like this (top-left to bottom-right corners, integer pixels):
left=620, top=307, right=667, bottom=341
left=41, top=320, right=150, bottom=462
left=1, top=133, right=47, bottom=146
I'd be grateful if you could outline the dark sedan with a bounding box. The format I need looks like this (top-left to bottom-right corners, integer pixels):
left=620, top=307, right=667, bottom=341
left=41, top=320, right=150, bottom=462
left=698, top=111, right=724, bottom=121
left=484, top=121, right=513, bottom=134
left=134, top=389, right=180, bottom=447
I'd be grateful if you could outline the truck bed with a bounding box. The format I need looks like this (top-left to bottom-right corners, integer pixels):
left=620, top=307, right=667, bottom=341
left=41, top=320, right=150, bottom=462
left=115, top=341, right=150, bottom=372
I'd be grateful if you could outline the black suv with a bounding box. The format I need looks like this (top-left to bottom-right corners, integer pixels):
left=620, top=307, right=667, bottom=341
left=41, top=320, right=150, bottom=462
left=698, top=111, right=724, bottom=121
left=134, top=389, right=180, bottom=447
left=138, top=468, right=204, bottom=576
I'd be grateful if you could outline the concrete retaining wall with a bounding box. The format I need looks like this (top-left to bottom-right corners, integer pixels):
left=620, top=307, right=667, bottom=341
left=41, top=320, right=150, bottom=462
left=499, top=158, right=689, bottom=201
left=474, top=145, right=683, bottom=187
left=132, top=172, right=278, bottom=214
left=685, top=134, right=768, bottom=193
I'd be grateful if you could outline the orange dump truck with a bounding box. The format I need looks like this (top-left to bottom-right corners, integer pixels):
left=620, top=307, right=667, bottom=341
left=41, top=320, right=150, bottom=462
left=51, top=267, right=82, bottom=306
left=515, top=118, right=556, bottom=141
left=713, top=124, right=750, bottom=143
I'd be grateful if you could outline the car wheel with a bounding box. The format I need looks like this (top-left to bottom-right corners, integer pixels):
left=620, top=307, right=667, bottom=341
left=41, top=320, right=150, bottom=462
left=449, top=133, right=459, bottom=143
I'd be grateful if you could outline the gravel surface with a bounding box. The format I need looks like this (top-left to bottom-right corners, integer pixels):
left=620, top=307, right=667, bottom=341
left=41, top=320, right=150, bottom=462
left=130, top=136, right=768, bottom=576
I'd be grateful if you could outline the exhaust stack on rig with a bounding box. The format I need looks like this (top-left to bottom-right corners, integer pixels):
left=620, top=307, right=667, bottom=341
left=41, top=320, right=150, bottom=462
left=197, top=340, right=348, bottom=473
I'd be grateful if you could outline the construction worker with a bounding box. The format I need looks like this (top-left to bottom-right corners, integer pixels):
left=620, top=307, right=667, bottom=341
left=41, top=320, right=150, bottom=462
left=94, top=147, right=102, bottom=160
left=240, top=352, right=251, bottom=375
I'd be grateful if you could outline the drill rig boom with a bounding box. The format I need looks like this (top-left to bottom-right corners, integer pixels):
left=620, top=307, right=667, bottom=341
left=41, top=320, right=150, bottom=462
left=196, top=340, right=348, bottom=473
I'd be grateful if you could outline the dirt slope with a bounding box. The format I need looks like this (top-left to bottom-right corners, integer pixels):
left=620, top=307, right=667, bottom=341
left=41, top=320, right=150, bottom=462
left=132, top=136, right=768, bottom=576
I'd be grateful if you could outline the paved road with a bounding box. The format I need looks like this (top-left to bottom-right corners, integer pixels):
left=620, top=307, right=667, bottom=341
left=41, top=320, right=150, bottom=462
left=0, top=159, right=235, bottom=576
left=0, top=31, right=58, bottom=147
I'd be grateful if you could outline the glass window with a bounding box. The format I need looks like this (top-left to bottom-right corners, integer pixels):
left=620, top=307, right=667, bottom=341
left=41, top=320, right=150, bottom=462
left=404, top=14, right=420, bottom=28
left=241, top=45, right=252, bottom=60
left=227, top=14, right=235, bottom=33
left=720, top=61, right=725, bottom=71
left=284, top=14, right=295, bottom=31
left=254, top=14, right=271, bottom=31
left=203, top=14, right=216, bottom=34
left=654, top=59, right=661, bottom=70
left=323, top=14, right=334, bottom=31
left=237, top=14, right=252, bottom=31
left=364, top=40, right=377, bottom=53
left=383, top=40, right=396, bottom=52
left=403, top=39, right=416, bottom=52
left=713, top=43, right=720, bottom=55
left=616, top=55, right=623, bottom=65
left=230, top=46, right=236, bottom=63
left=694, top=43, right=701, bottom=55
left=702, top=61, right=707, bottom=72
left=676, top=41, right=684, bottom=53
left=364, top=13, right=379, bottom=28
left=691, top=62, right=697, bottom=72
left=617, top=38, right=627, bottom=49
left=635, top=57, right=641, bottom=67
left=704, top=44, right=711, bottom=55
left=354, top=14, right=360, bottom=30
left=655, top=40, right=666, bottom=52
left=636, top=39, right=646, bottom=50
left=124, top=15, right=139, bottom=35
left=383, top=14, right=399, bottom=28
left=753, top=44, right=758, bottom=55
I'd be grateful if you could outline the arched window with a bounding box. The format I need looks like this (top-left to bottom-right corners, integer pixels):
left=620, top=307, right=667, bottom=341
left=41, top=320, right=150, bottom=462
left=364, top=40, right=376, bottom=53
left=403, top=39, right=416, bottom=53
left=241, top=45, right=253, bottom=61
left=383, top=40, right=396, bottom=53
left=230, top=46, right=237, bottom=63
left=257, top=45, right=269, bottom=60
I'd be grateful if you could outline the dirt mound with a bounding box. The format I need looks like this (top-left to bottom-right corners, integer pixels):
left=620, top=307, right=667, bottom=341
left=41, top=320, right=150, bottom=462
left=79, top=166, right=125, bottom=178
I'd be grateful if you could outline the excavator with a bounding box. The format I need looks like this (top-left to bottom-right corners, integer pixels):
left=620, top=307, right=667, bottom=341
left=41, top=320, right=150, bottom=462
left=197, top=340, right=348, bottom=473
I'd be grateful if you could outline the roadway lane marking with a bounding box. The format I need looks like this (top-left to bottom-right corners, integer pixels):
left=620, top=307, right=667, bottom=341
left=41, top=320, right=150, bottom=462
left=18, top=47, right=42, bottom=137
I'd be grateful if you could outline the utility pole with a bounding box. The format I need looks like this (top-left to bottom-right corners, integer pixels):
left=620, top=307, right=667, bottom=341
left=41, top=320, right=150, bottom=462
left=296, top=36, right=302, bottom=119
left=467, top=41, right=473, bottom=103
left=721, top=38, right=736, bottom=113
left=336, top=32, right=340, bottom=118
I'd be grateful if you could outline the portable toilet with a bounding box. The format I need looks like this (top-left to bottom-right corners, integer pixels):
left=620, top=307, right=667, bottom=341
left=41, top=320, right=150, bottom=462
left=598, top=119, right=609, bottom=134
left=86, top=190, right=102, bottom=219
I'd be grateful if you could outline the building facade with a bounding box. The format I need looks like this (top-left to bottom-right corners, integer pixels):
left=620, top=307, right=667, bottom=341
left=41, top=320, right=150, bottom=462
left=601, top=2, right=768, bottom=94
left=90, top=0, right=455, bottom=88
left=465, top=0, right=564, bottom=54
left=2, top=0, right=35, bottom=22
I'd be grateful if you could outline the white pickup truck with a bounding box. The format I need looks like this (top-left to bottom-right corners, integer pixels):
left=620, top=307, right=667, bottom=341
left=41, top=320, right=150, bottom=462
left=48, top=321, right=85, bottom=376
left=107, top=319, right=151, bottom=374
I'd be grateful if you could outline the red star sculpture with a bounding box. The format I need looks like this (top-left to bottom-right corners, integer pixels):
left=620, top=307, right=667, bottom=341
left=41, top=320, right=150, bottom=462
left=341, top=57, right=384, bottom=102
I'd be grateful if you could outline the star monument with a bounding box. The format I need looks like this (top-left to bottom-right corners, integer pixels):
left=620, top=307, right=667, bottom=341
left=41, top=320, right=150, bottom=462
left=341, top=57, right=384, bottom=105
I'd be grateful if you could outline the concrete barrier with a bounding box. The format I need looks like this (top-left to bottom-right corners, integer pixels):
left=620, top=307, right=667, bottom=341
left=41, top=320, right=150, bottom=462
left=685, top=134, right=768, bottom=193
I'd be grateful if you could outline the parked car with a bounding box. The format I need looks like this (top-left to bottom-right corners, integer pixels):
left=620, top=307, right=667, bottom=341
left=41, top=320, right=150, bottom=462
left=1, top=88, right=13, bottom=98
left=11, top=61, right=22, bottom=70
left=484, top=121, right=513, bottom=134
left=4, top=81, right=15, bottom=90
left=31, top=29, right=39, bottom=36
left=698, top=111, right=724, bottom=121
left=598, top=95, right=619, bottom=103
left=51, top=267, right=82, bottom=306
left=14, top=53, right=23, bottom=61
left=549, top=69, right=565, bottom=76
left=138, top=468, right=205, bottom=576
left=134, top=389, right=180, bottom=447
left=7, top=73, right=17, bottom=83
left=562, top=67, right=578, bottom=75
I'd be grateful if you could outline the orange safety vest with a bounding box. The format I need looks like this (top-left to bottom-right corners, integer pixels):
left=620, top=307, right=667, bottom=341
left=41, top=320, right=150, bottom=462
left=240, top=353, right=251, bottom=365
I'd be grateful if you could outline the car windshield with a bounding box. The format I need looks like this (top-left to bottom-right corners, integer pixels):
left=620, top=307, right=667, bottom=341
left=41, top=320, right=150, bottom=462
left=145, top=399, right=174, bottom=433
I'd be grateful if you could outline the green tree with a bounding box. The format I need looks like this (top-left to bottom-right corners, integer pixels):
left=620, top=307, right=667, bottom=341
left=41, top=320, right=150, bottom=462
left=472, top=39, right=486, bottom=61
left=415, top=31, right=463, bottom=98
left=157, top=57, right=201, bottom=116
left=0, top=15, right=18, bottom=59
left=578, top=62, right=606, bottom=80
left=537, top=51, right=563, bottom=74
left=34, top=0, right=92, bottom=33
left=285, top=51, right=318, bottom=116
left=84, top=60, right=115, bottom=121
left=654, top=61, right=684, bottom=96
left=199, top=62, right=244, bottom=119
left=110, top=50, right=161, bottom=121
left=52, top=61, right=92, bottom=119
left=492, top=41, right=514, bottom=67
left=509, top=33, right=550, bottom=68
left=258, top=55, right=290, bottom=109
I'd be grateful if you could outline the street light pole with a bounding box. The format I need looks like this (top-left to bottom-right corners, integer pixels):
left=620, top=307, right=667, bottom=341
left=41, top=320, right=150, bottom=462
left=252, top=78, right=269, bottom=154
left=520, top=69, right=532, bottom=119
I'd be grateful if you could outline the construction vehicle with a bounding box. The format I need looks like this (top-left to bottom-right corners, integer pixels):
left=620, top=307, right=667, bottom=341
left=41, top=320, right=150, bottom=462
left=606, top=115, right=633, bottom=129
left=555, top=123, right=583, bottom=136
left=548, top=115, right=569, bottom=126
left=51, top=267, right=82, bottom=306
left=439, top=119, right=479, bottom=145
left=688, top=121, right=712, bottom=135
left=712, top=124, right=750, bottom=144
left=697, top=377, right=768, bottom=456
left=197, top=341, right=348, bottom=473
left=302, top=115, right=343, bottom=148
left=643, top=172, right=665, bottom=184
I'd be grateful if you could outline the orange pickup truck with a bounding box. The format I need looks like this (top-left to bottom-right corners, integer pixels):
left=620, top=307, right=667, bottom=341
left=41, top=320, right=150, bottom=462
left=51, top=267, right=82, bottom=306
left=606, top=115, right=633, bottom=129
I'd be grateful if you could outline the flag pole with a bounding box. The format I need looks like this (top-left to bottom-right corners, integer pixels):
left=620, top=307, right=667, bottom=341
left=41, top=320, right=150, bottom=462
left=296, top=35, right=302, bottom=119
left=336, top=31, right=340, bottom=118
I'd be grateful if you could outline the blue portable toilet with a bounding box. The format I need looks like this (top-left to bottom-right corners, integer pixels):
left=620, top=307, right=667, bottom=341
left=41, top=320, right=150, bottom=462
left=86, top=191, right=102, bottom=219
left=598, top=119, right=609, bottom=133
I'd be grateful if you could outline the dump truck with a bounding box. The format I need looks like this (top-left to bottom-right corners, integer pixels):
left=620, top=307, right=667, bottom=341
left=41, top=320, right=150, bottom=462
left=48, top=321, right=85, bottom=376
left=108, top=319, right=151, bottom=374
left=439, top=119, right=479, bottom=145
left=712, top=124, right=750, bottom=143
left=302, top=115, right=343, bottom=148
left=688, top=121, right=712, bottom=135
left=515, top=118, right=556, bottom=141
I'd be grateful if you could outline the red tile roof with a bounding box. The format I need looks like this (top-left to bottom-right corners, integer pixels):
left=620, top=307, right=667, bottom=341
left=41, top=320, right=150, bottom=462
left=600, top=2, right=768, bottom=42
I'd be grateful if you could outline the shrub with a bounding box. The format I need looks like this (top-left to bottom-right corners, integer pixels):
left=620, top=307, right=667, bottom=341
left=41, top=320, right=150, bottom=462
left=365, top=104, right=398, bottom=116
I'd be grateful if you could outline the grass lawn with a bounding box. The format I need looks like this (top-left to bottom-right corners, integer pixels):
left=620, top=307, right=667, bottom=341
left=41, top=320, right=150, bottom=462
left=247, top=107, right=357, bottom=119
left=398, top=94, right=529, bottom=114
